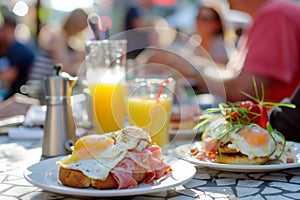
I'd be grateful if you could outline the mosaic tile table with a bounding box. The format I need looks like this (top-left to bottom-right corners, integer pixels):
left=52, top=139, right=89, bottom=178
left=1, top=135, right=300, bottom=200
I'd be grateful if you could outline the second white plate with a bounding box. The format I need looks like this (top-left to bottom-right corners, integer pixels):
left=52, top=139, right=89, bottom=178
left=24, top=156, right=196, bottom=197
left=174, top=142, right=300, bottom=172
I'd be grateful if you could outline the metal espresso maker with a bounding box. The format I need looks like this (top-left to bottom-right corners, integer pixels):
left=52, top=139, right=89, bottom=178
left=42, top=64, right=77, bottom=158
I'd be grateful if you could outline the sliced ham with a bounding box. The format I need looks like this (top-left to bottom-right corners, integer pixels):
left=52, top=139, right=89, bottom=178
left=111, top=158, right=138, bottom=189
left=127, top=149, right=152, bottom=171
left=145, top=156, right=172, bottom=184
left=111, top=145, right=172, bottom=189
left=145, top=144, right=163, bottom=160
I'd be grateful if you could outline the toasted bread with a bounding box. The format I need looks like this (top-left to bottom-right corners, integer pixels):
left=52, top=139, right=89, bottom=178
left=58, top=166, right=147, bottom=189
left=215, top=143, right=271, bottom=165
left=215, top=153, right=271, bottom=165
left=218, top=144, right=239, bottom=154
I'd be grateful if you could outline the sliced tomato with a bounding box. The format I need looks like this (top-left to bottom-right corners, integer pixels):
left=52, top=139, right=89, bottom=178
left=237, top=101, right=268, bottom=128
left=225, top=109, right=240, bottom=121
left=254, top=104, right=268, bottom=129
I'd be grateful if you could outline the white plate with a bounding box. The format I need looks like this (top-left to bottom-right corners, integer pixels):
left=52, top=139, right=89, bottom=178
left=173, top=142, right=300, bottom=172
left=24, top=156, right=196, bottom=197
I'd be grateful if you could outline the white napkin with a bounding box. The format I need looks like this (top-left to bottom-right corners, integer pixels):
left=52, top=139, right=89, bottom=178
left=24, top=105, right=46, bottom=127
left=8, top=126, right=44, bottom=139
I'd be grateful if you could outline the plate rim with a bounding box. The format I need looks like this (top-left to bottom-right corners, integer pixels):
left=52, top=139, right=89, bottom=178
left=23, top=156, right=196, bottom=197
left=173, top=141, right=300, bottom=172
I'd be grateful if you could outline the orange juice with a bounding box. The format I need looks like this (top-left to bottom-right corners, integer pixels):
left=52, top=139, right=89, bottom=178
left=127, top=96, right=173, bottom=147
left=89, top=83, right=125, bottom=133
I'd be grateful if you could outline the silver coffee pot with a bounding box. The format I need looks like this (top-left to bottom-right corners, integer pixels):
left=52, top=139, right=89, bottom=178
left=42, top=64, right=77, bottom=157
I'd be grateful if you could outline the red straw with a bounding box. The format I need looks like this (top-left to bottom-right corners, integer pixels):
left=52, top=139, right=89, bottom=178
left=156, top=79, right=171, bottom=103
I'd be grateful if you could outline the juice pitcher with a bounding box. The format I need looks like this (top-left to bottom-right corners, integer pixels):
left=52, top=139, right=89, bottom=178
left=85, top=40, right=127, bottom=133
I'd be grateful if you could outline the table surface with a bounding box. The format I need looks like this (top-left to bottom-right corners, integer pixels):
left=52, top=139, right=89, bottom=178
left=1, top=133, right=300, bottom=200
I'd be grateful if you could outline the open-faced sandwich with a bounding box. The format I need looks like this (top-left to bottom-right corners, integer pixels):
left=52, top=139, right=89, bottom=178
left=191, top=86, right=296, bottom=165
left=56, top=126, right=172, bottom=189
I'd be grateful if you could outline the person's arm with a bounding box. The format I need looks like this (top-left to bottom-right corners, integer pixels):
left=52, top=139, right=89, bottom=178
left=269, top=87, right=300, bottom=142
left=200, top=64, right=271, bottom=102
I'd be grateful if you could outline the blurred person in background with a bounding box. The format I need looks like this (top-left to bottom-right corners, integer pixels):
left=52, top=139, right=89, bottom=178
left=124, top=0, right=158, bottom=59
left=30, top=8, right=88, bottom=78
left=144, top=4, right=234, bottom=65
left=0, top=9, right=34, bottom=100
left=200, top=0, right=300, bottom=102
left=194, top=5, right=233, bottom=65
left=139, top=3, right=235, bottom=94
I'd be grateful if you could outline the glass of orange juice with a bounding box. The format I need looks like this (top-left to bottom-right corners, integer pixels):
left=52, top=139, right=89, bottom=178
left=85, top=40, right=127, bottom=133
left=124, top=78, right=176, bottom=147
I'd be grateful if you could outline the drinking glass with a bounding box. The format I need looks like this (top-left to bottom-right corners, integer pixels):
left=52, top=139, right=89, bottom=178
left=85, top=40, right=127, bottom=133
left=124, top=78, right=176, bottom=147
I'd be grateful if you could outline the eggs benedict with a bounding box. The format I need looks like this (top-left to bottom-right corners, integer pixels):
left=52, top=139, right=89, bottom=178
left=56, top=126, right=172, bottom=189
left=200, top=121, right=285, bottom=165
left=192, top=99, right=293, bottom=165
